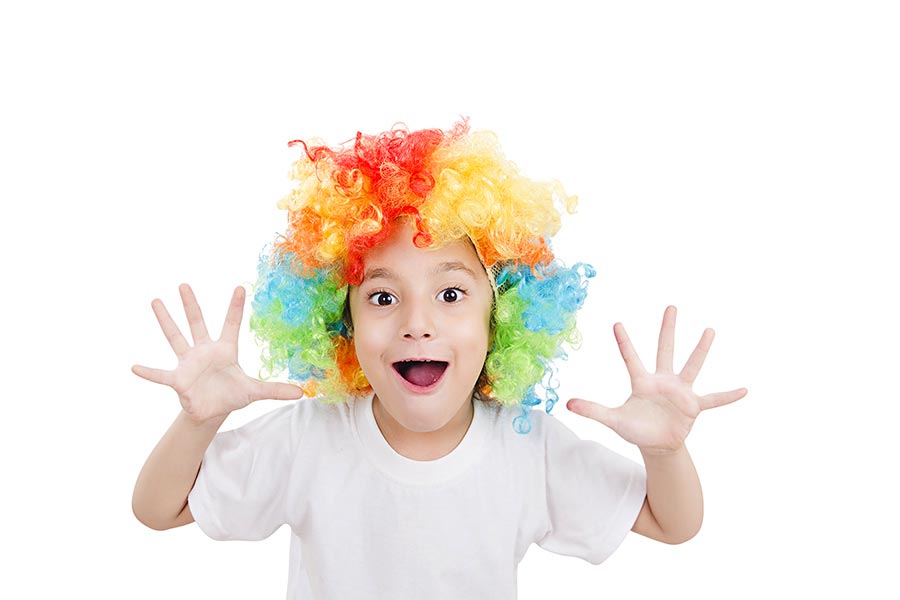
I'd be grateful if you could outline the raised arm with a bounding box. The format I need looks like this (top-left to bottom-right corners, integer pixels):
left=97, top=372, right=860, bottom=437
left=567, top=305, right=747, bottom=544
left=132, top=411, right=227, bottom=530
left=630, top=445, right=703, bottom=544
left=131, top=283, right=303, bottom=530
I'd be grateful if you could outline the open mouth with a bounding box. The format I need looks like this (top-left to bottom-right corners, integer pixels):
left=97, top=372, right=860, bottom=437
left=392, top=360, right=449, bottom=389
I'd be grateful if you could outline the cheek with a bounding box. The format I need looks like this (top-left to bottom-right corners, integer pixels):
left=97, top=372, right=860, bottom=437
left=348, top=308, right=378, bottom=367
left=352, top=325, right=383, bottom=363
left=447, top=312, right=491, bottom=352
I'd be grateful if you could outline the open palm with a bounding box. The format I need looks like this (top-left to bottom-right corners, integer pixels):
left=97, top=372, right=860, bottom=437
left=567, top=306, right=747, bottom=454
left=132, top=283, right=303, bottom=424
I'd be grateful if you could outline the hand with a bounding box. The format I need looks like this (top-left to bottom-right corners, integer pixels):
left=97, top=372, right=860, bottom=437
left=132, top=283, right=304, bottom=424
left=566, top=306, right=747, bottom=455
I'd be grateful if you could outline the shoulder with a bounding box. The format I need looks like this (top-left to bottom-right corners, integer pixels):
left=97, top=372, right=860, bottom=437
left=223, top=395, right=354, bottom=443
left=474, top=397, right=560, bottom=456
left=301, top=394, right=354, bottom=418
left=528, top=407, right=577, bottom=440
left=292, top=394, right=355, bottom=433
left=477, top=397, right=569, bottom=439
left=480, top=400, right=622, bottom=463
left=472, top=401, right=583, bottom=498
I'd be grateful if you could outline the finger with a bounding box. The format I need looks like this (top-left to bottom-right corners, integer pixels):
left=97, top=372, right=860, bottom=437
left=219, top=286, right=246, bottom=345
left=131, top=363, right=174, bottom=387
left=566, top=398, right=619, bottom=432
left=698, top=387, right=748, bottom=411
left=656, top=305, right=677, bottom=374
left=250, top=380, right=305, bottom=402
left=179, top=283, right=212, bottom=345
left=679, top=328, right=715, bottom=386
left=151, top=298, right=191, bottom=357
left=614, top=322, right=647, bottom=380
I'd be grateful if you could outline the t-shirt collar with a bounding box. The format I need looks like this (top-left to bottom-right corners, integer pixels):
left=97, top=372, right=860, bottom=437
left=352, top=390, right=488, bottom=485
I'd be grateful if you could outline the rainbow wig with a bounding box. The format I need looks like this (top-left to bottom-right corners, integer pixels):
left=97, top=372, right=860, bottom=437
left=249, top=119, right=595, bottom=434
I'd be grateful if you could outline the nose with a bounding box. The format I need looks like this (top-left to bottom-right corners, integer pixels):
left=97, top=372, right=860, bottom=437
left=400, top=296, right=434, bottom=340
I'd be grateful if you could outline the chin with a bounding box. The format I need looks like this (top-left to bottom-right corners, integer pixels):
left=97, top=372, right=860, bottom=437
left=374, top=382, right=472, bottom=434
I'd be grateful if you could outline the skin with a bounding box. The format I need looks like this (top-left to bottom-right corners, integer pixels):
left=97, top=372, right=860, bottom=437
left=347, top=219, right=495, bottom=461
left=346, top=222, right=751, bottom=542
left=567, top=306, right=749, bottom=543
left=133, top=235, right=748, bottom=543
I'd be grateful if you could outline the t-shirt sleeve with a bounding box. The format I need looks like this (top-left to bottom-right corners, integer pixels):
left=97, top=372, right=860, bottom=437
left=188, top=402, right=301, bottom=541
left=535, top=412, right=647, bottom=565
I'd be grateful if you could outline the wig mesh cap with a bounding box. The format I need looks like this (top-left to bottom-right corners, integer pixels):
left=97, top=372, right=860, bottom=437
left=467, top=235, right=508, bottom=303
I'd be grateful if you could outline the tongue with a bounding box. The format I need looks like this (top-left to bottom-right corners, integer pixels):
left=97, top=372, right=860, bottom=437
left=403, top=362, right=447, bottom=387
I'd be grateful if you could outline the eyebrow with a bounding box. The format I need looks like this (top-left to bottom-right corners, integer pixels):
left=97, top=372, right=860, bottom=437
left=362, top=261, right=480, bottom=283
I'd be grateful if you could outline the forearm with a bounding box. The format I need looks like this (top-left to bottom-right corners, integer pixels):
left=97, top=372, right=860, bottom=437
left=132, top=410, right=228, bottom=530
left=640, top=444, right=704, bottom=544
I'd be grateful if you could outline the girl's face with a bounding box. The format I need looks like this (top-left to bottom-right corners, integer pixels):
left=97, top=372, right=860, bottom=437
left=348, top=220, right=493, bottom=436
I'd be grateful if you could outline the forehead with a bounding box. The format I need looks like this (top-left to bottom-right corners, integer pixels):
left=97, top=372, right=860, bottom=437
left=360, top=224, right=486, bottom=284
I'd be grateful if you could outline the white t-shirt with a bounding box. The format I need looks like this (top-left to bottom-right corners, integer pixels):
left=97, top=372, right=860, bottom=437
left=188, top=391, right=647, bottom=600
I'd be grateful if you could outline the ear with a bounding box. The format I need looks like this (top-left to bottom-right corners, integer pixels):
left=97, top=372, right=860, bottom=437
left=341, top=287, right=354, bottom=339
left=486, top=304, right=497, bottom=350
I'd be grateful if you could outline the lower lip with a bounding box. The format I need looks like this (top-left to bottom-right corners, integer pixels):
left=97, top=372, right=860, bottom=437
left=392, top=364, right=448, bottom=394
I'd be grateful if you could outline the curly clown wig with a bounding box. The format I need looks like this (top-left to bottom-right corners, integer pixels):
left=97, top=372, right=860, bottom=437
left=249, top=119, right=595, bottom=434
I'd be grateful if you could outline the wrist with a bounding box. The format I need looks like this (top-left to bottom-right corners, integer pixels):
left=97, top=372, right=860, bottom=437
left=640, top=443, right=687, bottom=459
left=178, top=409, right=228, bottom=431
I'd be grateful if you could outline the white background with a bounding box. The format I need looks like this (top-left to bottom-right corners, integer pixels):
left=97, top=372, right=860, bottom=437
left=2, top=0, right=897, bottom=598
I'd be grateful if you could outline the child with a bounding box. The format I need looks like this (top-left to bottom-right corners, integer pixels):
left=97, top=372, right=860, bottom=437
left=132, top=120, right=747, bottom=599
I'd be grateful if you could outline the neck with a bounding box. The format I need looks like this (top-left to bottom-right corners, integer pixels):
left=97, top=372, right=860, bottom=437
left=372, top=394, right=475, bottom=461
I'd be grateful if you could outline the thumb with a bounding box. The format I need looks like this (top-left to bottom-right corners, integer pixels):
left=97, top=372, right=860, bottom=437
left=269, top=382, right=305, bottom=401
left=567, top=398, right=618, bottom=431
left=251, top=380, right=306, bottom=402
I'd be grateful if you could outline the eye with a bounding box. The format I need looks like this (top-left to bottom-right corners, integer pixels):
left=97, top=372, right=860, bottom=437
left=439, top=287, right=466, bottom=303
left=366, top=290, right=396, bottom=306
